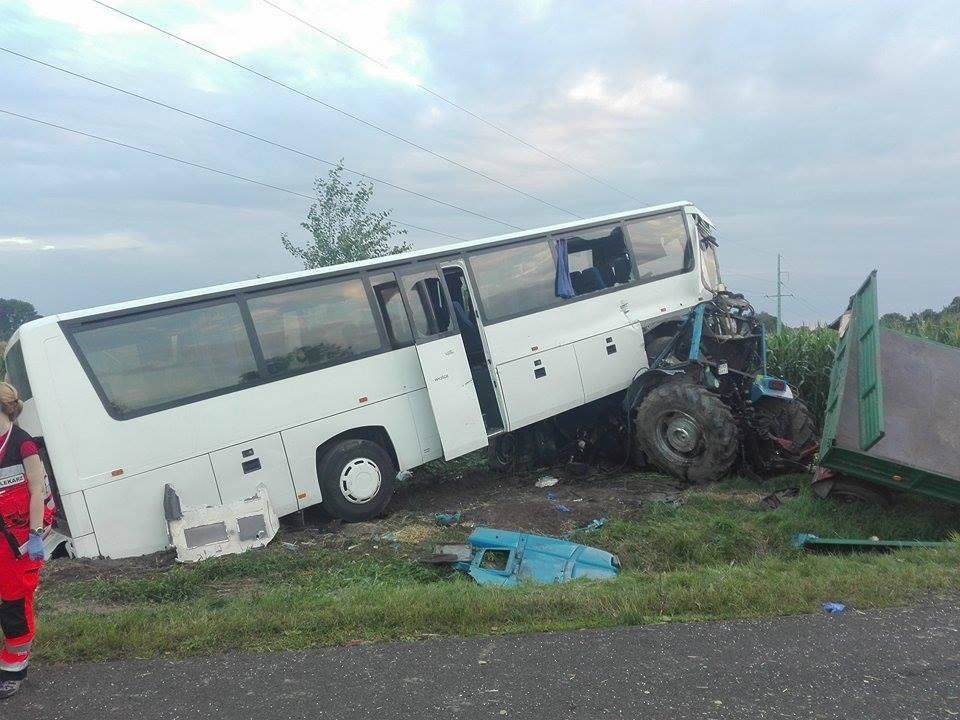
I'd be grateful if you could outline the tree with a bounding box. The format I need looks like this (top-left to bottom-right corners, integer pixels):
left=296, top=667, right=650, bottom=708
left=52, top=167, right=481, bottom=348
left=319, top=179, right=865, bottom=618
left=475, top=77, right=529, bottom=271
left=282, top=161, right=412, bottom=269
left=0, top=298, right=41, bottom=341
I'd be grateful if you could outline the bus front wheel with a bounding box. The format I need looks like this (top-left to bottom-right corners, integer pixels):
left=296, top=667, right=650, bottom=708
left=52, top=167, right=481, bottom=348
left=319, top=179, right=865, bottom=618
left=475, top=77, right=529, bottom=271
left=318, top=439, right=396, bottom=521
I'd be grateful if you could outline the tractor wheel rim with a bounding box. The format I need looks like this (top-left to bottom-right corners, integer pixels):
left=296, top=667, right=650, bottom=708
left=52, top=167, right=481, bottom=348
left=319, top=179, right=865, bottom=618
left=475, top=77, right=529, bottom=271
left=657, top=411, right=703, bottom=460
left=340, top=458, right=382, bottom=504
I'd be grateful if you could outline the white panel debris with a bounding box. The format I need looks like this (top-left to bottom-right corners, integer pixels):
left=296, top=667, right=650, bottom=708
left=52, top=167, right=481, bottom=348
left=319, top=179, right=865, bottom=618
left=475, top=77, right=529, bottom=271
left=164, top=484, right=279, bottom=563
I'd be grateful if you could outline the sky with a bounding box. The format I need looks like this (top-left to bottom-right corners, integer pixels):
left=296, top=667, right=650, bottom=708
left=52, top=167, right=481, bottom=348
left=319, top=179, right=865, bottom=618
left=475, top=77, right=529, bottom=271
left=1, top=0, right=958, bottom=324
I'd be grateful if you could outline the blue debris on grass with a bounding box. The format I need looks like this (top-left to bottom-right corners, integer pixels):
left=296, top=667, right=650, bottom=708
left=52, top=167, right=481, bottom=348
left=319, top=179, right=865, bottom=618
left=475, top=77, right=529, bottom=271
left=434, top=512, right=462, bottom=526
left=452, top=527, right=620, bottom=587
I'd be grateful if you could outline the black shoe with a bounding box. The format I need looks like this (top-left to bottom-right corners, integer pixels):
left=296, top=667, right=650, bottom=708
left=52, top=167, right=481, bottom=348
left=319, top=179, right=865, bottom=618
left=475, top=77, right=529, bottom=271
left=0, top=680, right=22, bottom=699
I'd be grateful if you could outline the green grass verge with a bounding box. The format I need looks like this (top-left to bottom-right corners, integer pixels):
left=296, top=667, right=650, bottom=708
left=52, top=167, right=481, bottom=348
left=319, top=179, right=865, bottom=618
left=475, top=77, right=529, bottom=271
left=36, top=478, right=960, bottom=663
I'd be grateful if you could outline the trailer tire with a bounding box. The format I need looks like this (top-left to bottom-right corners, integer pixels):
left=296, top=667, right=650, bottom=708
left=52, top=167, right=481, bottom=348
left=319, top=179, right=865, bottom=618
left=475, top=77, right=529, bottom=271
left=821, top=478, right=894, bottom=508
left=318, top=439, right=395, bottom=521
left=634, top=382, right=739, bottom=483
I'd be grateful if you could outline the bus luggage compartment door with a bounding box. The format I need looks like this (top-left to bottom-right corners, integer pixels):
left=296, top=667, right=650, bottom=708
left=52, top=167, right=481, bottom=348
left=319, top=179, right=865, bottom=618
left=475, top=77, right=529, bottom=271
left=496, top=345, right=584, bottom=429
left=209, top=433, right=298, bottom=516
left=575, top=326, right=648, bottom=402
left=399, top=264, right=488, bottom=461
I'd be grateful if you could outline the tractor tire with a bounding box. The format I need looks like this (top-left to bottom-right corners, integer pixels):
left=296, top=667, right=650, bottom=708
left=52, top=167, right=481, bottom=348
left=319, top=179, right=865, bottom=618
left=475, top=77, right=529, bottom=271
left=748, top=397, right=819, bottom=476
left=753, top=398, right=818, bottom=451
left=634, top=382, right=740, bottom=483
left=644, top=335, right=675, bottom=366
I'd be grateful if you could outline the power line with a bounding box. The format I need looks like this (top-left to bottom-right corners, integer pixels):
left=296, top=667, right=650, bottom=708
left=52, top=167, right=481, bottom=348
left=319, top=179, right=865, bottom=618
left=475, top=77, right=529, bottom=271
left=89, top=0, right=583, bottom=219
left=260, top=0, right=643, bottom=204
left=0, top=108, right=463, bottom=241
left=723, top=270, right=776, bottom=286
left=764, top=253, right=794, bottom=333
left=781, top=281, right=833, bottom=318
left=0, top=47, right=521, bottom=231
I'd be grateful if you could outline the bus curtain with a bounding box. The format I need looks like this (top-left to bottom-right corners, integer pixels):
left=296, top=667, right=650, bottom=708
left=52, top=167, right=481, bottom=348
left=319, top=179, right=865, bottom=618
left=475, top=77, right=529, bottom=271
left=554, top=238, right=576, bottom=299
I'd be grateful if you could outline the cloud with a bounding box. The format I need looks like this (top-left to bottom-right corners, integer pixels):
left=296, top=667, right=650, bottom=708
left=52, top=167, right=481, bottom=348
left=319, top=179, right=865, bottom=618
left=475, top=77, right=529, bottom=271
left=567, top=70, right=688, bottom=117
left=23, top=0, right=148, bottom=35
left=0, top=232, right=153, bottom=253
left=4, top=0, right=960, bottom=325
left=178, top=3, right=304, bottom=59
left=177, top=0, right=427, bottom=87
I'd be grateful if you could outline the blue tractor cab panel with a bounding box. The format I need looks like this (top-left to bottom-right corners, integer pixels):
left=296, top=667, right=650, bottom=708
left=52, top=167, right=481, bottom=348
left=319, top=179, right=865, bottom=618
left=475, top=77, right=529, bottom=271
left=454, top=527, right=620, bottom=587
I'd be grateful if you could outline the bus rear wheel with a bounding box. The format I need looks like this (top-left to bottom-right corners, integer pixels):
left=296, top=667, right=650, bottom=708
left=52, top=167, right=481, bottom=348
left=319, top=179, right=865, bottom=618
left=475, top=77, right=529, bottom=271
left=318, top=439, right=396, bottom=522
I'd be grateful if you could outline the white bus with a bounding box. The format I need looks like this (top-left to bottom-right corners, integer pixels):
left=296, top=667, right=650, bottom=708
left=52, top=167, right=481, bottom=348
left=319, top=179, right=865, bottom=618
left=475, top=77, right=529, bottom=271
left=5, top=201, right=721, bottom=558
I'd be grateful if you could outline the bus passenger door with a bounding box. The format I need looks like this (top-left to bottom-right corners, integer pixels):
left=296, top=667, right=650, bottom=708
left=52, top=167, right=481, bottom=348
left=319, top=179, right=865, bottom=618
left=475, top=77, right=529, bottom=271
left=398, top=264, right=488, bottom=460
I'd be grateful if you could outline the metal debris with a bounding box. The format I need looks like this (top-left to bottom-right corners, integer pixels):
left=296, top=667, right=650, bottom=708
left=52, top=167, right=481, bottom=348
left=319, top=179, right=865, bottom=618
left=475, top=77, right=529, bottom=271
left=759, top=487, right=800, bottom=510
left=434, top=512, right=462, bottom=526
left=424, top=527, right=620, bottom=587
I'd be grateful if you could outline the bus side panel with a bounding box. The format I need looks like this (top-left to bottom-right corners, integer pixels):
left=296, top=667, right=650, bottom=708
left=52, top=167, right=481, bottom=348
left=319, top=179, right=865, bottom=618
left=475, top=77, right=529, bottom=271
left=281, top=393, right=425, bottom=508
left=209, top=433, right=297, bottom=515
left=42, top=338, right=426, bottom=492
left=575, top=326, right=648, bottom=403
left=479, top=272, right=702, bottom=430
left=58, top=490, right=94, bottom=537
left=496, top=345, right=584, bottom=430
left=84, top=455, right=221, bottom=558
left=70, top=534, right=101, bottom=559
left=31, top=334, right=84, bottom=499
left=482, top=272, right=702, bottom=367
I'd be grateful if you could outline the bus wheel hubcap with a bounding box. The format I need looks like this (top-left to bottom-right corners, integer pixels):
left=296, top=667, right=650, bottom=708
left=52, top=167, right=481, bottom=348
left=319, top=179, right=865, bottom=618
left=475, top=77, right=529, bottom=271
left=340, top=458, right=382, bottom=504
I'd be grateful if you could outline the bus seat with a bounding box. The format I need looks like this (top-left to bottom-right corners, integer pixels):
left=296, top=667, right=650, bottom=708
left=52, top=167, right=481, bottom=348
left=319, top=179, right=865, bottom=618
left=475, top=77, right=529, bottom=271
left=612, top=255, right=632, bottom=284
left=569, top=270, right=585, bottom=294
left=578, top=267, right=606, bottom=293
left=599, top=264, right=616, bottom=287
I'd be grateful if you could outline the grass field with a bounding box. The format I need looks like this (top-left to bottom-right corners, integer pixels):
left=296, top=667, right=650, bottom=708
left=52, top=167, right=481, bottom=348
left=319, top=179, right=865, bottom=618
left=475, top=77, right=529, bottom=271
left=35, top=474, right=960, bottom=664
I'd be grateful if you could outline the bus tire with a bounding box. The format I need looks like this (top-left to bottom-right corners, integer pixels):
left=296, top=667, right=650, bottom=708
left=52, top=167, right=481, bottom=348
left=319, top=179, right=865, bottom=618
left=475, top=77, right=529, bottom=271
left=317, top=439, right=396, bottom=522
left=634, top=382, right=739, bottom=483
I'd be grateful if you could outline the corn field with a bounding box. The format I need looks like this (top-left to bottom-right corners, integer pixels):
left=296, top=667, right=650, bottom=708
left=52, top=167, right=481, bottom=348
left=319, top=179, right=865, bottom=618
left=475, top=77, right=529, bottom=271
left=883, top=316, right=960, bottom=348
left=765, top=327, right=838, bottom=425
left=765, top=316, right=960, bottom=429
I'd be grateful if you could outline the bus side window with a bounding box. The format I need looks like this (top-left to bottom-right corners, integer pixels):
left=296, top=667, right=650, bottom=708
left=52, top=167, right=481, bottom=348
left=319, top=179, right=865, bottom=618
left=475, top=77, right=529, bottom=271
left=623, top=211, right=692, bottom=281
left=556, top=223, right=633, bottom=296
left=369, top=272, right=414, bottom=348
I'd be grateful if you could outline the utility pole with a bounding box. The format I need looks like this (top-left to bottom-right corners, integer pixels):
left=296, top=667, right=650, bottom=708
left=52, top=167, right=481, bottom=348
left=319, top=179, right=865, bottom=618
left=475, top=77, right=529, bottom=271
left=765, top=253, right=794, bottom=334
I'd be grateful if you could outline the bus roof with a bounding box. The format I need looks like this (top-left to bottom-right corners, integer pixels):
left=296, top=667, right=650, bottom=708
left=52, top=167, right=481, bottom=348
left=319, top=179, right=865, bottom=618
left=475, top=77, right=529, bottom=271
left=30, top=201, right=700, bottom=327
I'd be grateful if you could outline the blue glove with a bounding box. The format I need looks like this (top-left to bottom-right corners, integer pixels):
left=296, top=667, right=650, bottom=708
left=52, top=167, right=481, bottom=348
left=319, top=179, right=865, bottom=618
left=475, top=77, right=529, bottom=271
left=25, top=532, right=45, bottom=561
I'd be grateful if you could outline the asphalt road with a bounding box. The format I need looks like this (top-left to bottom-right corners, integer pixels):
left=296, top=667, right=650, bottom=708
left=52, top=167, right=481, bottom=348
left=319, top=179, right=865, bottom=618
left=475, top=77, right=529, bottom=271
left=6, top=602, right=959, bottom=719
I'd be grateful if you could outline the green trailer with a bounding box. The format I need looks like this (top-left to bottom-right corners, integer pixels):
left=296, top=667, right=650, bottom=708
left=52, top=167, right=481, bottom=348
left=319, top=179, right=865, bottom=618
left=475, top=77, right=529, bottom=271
left=813, top=271, right=960, bottom=505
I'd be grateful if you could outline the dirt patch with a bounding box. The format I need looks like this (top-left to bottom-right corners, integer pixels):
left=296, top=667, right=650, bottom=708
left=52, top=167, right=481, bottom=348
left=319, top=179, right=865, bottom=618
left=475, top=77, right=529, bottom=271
left=43, top=549, right=177, bottom=584
left=386, top=464, right=683, bottom=537
left=43, top=464, right=687, bottom=580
